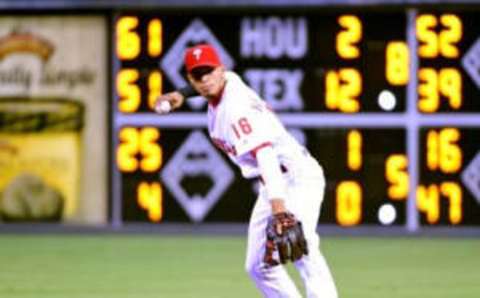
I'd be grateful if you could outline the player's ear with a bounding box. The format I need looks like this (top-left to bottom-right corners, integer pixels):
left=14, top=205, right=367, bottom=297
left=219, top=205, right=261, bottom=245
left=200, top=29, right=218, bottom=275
left=186, top=72, right=194, bottom=84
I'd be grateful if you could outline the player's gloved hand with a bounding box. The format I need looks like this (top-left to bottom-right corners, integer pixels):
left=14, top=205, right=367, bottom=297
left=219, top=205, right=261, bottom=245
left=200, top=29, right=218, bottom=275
left=263, top=212, right=308, bottom=266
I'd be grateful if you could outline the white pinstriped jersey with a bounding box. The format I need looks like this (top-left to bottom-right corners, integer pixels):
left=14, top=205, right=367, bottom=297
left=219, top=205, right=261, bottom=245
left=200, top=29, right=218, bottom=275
left=207, top=71, right=308, bottom=179
left=206, top=73, right=336, bottom=298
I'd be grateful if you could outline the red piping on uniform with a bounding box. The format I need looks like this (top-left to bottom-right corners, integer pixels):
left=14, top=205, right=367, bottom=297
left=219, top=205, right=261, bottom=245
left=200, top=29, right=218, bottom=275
left=250, top=142, right=273, bottom=158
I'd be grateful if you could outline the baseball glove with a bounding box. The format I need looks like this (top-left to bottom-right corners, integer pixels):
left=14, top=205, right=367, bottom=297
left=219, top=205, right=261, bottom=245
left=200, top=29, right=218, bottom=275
left=263, top=212, right=308, bottom=266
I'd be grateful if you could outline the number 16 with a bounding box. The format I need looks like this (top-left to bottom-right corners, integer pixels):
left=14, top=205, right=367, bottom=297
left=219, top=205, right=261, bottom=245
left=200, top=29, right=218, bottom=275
left=232, top=117, right=252, bottom=139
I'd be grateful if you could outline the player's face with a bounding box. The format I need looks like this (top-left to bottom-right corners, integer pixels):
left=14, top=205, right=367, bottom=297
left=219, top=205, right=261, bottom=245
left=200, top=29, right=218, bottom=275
left=188, top=66, right=226, bottom=99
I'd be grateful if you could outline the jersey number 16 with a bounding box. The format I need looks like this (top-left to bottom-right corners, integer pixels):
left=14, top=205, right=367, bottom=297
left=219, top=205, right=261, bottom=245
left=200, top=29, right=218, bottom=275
left=231, top=117, right=252, bottom=139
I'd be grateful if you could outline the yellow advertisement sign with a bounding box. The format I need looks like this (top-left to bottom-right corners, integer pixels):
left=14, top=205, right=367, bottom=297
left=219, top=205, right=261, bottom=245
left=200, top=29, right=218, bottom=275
left=0, top=99, right=83, bottom=221
left=0, top=16, right=107, bottom=224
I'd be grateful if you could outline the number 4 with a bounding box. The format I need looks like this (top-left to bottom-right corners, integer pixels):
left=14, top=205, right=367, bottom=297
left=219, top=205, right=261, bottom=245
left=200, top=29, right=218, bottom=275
left=231, top=117, right=252, bottom=139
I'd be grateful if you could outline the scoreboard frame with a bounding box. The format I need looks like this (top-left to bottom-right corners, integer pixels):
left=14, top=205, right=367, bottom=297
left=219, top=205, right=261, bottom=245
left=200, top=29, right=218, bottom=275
left=110, top=6, right=480, bottom=231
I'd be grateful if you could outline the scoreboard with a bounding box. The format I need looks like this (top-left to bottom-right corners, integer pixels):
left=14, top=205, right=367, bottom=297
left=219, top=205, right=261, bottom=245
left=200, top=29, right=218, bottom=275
left=111, top=8, right=480, bottom=230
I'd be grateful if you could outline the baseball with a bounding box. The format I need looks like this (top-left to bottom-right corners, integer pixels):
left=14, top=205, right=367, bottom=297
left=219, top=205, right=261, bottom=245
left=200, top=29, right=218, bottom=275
left=156, top=100, right=172, bottom=114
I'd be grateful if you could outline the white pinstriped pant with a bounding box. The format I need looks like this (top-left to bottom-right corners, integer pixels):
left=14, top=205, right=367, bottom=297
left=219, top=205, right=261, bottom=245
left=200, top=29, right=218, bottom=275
left=245, top=160, right=338, bottom=298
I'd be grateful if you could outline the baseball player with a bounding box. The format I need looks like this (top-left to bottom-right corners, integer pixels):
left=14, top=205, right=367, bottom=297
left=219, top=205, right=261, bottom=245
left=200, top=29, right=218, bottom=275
left=155, top=44, right=338, bottom=298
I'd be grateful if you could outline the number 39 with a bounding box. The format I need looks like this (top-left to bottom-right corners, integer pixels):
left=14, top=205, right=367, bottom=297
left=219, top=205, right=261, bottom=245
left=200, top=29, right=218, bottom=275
left=231, top=117, right=252, bottom=139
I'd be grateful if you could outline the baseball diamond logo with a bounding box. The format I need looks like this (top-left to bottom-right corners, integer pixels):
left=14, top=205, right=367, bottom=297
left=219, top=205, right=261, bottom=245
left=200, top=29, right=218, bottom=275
left=161, top=131, right=234, bottom=222
left=160, top=19, right=235, bottom=110
left=462, top=37, right=480, bottom=90
left=461, top=151, right=480, bottom=204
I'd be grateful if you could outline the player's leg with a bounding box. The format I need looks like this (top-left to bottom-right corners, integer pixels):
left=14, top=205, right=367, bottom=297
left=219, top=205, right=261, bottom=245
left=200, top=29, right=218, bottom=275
left=245, top=188, right=302, bottom=298
left=288, top=170, right=338, bottom=298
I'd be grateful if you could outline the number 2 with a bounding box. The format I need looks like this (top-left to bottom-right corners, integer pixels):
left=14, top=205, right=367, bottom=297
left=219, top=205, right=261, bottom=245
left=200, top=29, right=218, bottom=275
left=232, top=117, right=252, bottom=139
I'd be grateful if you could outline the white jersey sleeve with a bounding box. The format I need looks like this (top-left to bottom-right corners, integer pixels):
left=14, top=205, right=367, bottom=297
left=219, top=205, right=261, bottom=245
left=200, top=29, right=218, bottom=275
left=209, top=71, right=308, bottom=181
left=255, top=145, right=288, bottom=200
left=226, top=102, right=273, bottom=158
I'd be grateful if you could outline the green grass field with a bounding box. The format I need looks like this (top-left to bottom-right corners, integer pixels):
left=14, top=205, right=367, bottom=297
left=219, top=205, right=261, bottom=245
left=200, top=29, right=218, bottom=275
left=0, top=235, right=478, bottom=298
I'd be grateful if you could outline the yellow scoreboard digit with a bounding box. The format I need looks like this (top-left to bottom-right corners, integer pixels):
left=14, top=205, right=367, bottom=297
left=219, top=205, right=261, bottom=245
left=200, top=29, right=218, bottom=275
left=418, top=127, right=480, bottom=225
left=415, top=13, right=480, bottom=113
left=116, top=126, right=164, bottom=222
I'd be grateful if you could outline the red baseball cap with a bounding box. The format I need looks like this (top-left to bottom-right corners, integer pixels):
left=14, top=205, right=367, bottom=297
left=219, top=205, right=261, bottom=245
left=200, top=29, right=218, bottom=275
left=184, top=44, right=222, bottom=73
